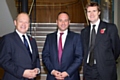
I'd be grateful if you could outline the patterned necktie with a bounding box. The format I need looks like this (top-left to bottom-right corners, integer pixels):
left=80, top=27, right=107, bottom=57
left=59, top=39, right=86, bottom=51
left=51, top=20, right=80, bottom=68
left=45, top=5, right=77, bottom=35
left=22, top=35, right=32, bottom=59
left=58, top=33, right=64, bottom=64
left=89, top=25, right=96, bottom=66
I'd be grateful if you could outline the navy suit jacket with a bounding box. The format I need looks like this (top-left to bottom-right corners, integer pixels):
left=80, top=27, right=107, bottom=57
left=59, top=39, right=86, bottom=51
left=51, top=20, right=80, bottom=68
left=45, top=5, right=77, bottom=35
left=42, top=30, right=83, bottom=80
left=81, top=21, right=120, bottom=80
left=0, top=31, right=40, bottom=80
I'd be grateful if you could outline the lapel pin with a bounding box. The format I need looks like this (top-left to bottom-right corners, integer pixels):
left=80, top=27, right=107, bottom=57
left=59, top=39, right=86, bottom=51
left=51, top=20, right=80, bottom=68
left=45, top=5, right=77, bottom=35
left=100, top=28, right=106, bottom=34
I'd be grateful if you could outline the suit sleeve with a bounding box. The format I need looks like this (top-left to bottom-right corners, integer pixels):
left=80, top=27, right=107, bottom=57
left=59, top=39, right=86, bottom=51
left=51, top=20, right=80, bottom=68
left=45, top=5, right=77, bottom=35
left=0, top=36, right=24, bottom=78
left=108, top=24, right=120, bottom=60
left=66, top=34, right=83, bottom=76
left=42, top=35, right=54, bottom=73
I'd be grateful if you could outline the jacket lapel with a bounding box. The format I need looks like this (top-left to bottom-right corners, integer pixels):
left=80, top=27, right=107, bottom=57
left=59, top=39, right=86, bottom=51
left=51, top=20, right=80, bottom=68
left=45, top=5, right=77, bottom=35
left=53, top=32, right=60, bottom=65
left=95, top=21, right=106, bottom=47
left=86, top=26, right=91, bottom=48
left=14, top=31, right=32, bottom=60
left=28, top=36, right=35, bottom=61
left=14, top=31, right=27, bottom=50
left=83, top=26, right=91, bottom=53
left=54, top=31, right=58, bottom=56
left=62, top=31, right=71, bottom=53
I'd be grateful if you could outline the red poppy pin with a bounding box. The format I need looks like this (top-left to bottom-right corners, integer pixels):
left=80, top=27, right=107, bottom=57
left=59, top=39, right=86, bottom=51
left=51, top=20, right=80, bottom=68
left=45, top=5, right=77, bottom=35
left=30, top=37, right=32, bottom=41
left=100, top=28, right=106, bottom=34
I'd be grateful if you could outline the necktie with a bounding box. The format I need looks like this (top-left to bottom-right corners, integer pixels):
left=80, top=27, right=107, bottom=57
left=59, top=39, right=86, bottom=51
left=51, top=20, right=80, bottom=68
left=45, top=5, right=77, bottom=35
left=58, top=33, right=64, bottom=64
left=22, top=35, right=32, bottom=59
left=89, top=25, right=96, bottom=66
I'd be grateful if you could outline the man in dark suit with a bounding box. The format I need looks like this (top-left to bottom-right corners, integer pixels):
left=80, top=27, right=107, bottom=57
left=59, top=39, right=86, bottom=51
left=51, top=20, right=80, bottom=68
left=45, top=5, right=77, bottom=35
left=0, top=12, right=41, bottom=80
left=81, top=2, right=120, bottom=80
left=42, top=12, right=83, bottom=80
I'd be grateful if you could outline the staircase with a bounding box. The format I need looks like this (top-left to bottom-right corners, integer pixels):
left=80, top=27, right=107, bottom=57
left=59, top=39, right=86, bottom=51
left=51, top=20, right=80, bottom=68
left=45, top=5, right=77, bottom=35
left=30, top=23, right=85, bottom=80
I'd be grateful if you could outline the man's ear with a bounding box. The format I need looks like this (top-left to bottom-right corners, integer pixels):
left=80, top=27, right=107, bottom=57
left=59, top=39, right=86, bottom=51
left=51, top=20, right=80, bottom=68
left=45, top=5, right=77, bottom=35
left=98, top=11, right=101, bottom=16
left=14, top=20, right=16, bottom=26
left=69, top=20, right=71, bottom=23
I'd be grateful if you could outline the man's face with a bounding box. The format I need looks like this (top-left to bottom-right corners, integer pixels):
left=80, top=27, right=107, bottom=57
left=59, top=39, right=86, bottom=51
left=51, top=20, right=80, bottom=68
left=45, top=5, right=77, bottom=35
left=56, top=13, right=70, bottom=32
left=87, top=6, right=100, bottom=24
left=14, top=13, right=30, bottom=34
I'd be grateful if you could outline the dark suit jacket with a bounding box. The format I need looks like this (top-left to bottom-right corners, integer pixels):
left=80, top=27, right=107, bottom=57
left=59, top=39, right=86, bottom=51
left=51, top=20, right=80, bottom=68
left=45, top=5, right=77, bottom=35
left=81, top=21, right=120, bottom=80
left=42, top=30, right=83, bottom=80
left=0, top=31, right=40, bottom=80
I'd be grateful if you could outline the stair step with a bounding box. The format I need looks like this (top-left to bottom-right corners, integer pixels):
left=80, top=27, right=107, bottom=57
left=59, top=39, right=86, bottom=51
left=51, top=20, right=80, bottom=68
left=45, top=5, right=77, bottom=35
left=30, top=28, right=83, bottom=32
left=36, top=74, right=83, bottom=80
left=37, top=43, right=44, bottom=47
left=35, top=38, right=46, bottom=41
left=31, top=29, right=81, bottom=35
left=38, top=47, right=43, bottom=52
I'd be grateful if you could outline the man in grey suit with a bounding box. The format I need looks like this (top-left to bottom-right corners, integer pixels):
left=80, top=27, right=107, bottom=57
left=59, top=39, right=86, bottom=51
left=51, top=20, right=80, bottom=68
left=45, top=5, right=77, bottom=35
left=0, top=12, right=40, bottom=80
left=42, top=12, right=83, bottom=80
left=81, top=2, right=120, bottom=80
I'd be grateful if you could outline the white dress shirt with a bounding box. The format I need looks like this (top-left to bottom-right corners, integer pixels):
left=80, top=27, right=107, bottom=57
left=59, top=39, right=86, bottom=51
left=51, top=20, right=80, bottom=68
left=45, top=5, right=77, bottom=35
left=87, top=19, right=100, bottom=64
left=57, top=29, right=68, bottom=49
left=16, top=29, right=32, bottom=53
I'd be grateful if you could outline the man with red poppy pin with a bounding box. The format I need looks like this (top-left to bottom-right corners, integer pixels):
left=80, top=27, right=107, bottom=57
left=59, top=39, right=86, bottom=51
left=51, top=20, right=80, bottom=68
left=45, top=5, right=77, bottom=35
left=0, top=12, right=41, bottom=80
left=81, top=2, right=120, bottom=80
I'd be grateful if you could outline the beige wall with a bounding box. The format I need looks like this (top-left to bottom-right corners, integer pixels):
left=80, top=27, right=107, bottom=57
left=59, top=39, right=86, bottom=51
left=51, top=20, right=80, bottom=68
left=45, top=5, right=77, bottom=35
left=114, top=0, right=120, bottom=80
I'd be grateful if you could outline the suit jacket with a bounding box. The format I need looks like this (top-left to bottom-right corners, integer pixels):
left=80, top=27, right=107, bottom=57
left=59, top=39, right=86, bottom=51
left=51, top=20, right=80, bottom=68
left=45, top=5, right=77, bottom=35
left=0, top=31, right=40, bottom=80
left=42, top=30, right=83, bottom=80
left=81, top=21, right=120, bottom=80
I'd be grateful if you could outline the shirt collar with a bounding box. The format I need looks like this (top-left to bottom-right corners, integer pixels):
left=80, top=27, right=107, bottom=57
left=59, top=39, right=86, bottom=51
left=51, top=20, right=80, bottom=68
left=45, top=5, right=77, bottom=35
left=90, top=18, right=100, bottom=28
left=16, top=29, right=27, bottom=38
left=57, top=29, right=68, bottom=35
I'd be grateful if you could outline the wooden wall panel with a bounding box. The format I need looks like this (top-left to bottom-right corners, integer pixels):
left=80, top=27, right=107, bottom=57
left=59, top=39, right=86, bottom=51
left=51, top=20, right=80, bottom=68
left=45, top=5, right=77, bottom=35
left=35, top=1, right=87, bottom=23
left=15, top=0, right=88, bottom=23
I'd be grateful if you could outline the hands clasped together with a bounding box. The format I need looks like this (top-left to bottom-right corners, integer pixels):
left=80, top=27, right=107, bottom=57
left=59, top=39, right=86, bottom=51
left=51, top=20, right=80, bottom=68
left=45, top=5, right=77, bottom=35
left=52, top=70, right=69, bottom=80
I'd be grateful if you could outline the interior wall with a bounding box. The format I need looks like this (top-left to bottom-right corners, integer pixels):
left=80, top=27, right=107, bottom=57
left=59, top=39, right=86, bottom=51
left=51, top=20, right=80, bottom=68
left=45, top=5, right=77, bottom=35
left=35, top=1, right=87, bottom=23
left=0, top=0, right=17, bottom=36
left=15, top=0, right=88, bottom=23
left=114, top=0, right=120, bottom=80
left=6, top=0, right=18, bottom=20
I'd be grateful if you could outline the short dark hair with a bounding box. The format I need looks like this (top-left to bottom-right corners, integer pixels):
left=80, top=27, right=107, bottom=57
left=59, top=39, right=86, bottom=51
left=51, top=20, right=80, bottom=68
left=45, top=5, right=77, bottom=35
left=57, top=11, right=70, bottom=20
left=85, top=2, right=101, bottom=12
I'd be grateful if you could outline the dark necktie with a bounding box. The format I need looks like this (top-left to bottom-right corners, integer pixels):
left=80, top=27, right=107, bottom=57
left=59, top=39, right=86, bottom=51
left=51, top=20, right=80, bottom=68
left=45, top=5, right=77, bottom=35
left=22, top=35, right=32, bottom=59
left=58, top=33, right=64, bottom=64
left=89, top=25, right=96, bottom=66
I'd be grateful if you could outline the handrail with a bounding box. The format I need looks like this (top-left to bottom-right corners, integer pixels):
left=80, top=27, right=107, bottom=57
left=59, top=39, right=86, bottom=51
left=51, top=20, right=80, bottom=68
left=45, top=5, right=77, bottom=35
left=29, top=0, right=35, bottom=16
left=28, top=0, right=36, bottom=35
left=81, top=0, right=89, bottom=25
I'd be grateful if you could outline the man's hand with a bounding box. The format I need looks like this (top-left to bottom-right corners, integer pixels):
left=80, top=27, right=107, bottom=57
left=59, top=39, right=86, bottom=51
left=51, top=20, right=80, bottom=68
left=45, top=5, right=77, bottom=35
left=23, top=69, right=37, bottom=79
left=33, top=68, right=40, bottom=74
left=51, top=70, right=64, bottom=80
left=61, top=71, right=69, bottom=78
